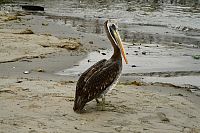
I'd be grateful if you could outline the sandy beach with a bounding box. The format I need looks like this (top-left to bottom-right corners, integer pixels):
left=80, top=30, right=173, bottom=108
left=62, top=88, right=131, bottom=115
left=0, top=9, right=200, bottom=133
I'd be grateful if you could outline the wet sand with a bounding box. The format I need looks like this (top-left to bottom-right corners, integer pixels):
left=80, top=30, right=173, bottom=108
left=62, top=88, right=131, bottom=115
left=1, top=78, right=200, bottom=133
left=0, top=10, right=200, bottom=133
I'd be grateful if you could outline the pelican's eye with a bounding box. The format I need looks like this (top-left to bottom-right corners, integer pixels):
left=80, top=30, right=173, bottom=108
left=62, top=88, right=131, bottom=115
left=111, top=24, right=117, bottom=30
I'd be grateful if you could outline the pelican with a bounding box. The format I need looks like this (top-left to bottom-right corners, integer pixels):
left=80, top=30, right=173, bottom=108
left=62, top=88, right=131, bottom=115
left=73, top=20, right=128, bottom=113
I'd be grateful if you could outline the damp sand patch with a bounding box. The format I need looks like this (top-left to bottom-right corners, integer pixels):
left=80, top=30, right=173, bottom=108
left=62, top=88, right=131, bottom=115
left=0, top=30, right=81, bottom=63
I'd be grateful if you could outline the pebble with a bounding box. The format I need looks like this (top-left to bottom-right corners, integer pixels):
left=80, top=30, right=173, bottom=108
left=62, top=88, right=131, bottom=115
left=42, top=22, right=48, bottom=26
left=74, top=126, right=79, bottom=130
left=37, top=68, right=45, bottom=72
left=142, top=51, right=146, bottom=55
left=131, top=65, right=137, bottom=67
left=157, top=112, right=170, bottom=122
left=16, top=80, right=23, bottom=83
left=23, top=71, right=30, bottom=74
left=114, top=126, right=123, bottom=132
left=19, top=29, right=34, bottom=34
left=89, top=41, right=93, bottom=44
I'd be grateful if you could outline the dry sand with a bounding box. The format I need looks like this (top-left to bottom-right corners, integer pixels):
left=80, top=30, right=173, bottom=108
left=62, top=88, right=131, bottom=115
left=0, top=11, right=200, bottom=133
left=0, top=28, right=80, bottom=63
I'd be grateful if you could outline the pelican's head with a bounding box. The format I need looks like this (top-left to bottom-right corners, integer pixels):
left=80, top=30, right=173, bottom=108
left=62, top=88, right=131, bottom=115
left=105, top=20, right=128, bottom=64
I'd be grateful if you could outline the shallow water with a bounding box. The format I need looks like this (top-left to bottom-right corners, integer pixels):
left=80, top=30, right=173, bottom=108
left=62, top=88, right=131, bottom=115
left=56, top=43, right=200, bottom=89
left=2, top=0, right=200, bottom=46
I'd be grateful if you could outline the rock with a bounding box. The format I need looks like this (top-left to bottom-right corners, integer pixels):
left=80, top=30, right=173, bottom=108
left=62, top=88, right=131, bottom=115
left=37, top=68, right=45, bottom=72
left=89, top=41, right=93, bottom=44
left=74, top=126, right=79, bottom=130
left=22, top=5, right=44, bottom=11
left=132, top=81, right=142, bottom=86
left=16, top=80, right=23, bottom=83
left=126, top=7, right=136, bottom=12
left=42, top=22, right=49, bottom=26
left=23, top=71, right=30, bottom=74
left=157, top=112, right=170, bottom=122
left=15, top=12, right=26, bottom=16
left=4, top=16, right=18, bottom=21
left=18, top=29, right=34, bottom=34
left=114, top=126, right=123, bottom=132
left=58, top=41, right=80, bottom=50
left=192, top=55, right=200, bottom=60
left=131, top=65, right=137, bottom=67
left=41, top=33, right=52, bottom=36
left=142, top=51, right=146, bottom=55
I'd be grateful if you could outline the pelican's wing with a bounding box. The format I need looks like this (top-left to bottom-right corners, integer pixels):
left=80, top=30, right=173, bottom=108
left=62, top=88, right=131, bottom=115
left=80, top=61, right=120, bottom=102
left=75, top=59, right=107, bottom=95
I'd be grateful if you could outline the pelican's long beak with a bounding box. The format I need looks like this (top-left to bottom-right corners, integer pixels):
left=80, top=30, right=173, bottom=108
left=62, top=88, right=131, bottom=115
left=112, top=27, right=128, bottom=64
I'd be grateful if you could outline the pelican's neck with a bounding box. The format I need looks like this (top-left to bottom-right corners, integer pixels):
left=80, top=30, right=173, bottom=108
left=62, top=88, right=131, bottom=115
left=104, top=22, right=121, bottom=61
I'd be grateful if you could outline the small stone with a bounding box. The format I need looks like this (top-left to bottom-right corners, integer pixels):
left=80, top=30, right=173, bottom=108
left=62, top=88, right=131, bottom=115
left=23, top=71, right=30, bottom=74
left=131, top=81, right=142, bottom=86
left=89, top=41, right=93, bottom=44
left=157, top=112, right=170, bottom=122
left=4, top=15, right=18, bottom=21
left=114, top=126, right=123, bottom=132
left=142, top=51, right=146, bottom=55
left=74, top=126, right=79, bottom=130
left=37, top=68, right=45, bottom=72
left=192, top=55, right=200, bottom=60
left=16, top=80, right=23, bottom=83
left=177, top=93, right=183, bottom=96
left=131, top=65, right=137, bottom=67
left=62, top=114, right=67, bottom=116
left=42, top=22, right=48, bottom=26
left=22, top=88, right=29, bottom=91
left=19, top=29, right=34, bottom=34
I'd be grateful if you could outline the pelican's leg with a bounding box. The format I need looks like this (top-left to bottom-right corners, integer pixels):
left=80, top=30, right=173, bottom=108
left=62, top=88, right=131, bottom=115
left=96, top=95, right=106, bottom=111
left=95, top=98, right=100, bottom=104
left=101, top=95, right=106, bottom=111
left=96, top=98, right=102, bottom=111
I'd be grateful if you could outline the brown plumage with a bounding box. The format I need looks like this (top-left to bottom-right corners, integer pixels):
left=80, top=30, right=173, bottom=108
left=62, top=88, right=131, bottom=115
left=73, top=20, right=128, bottom=113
